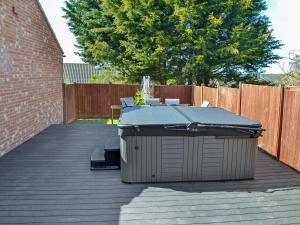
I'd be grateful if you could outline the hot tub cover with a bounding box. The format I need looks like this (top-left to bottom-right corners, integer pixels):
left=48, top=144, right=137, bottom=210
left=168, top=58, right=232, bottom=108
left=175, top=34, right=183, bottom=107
left=118, top=106, right=263, bottom=138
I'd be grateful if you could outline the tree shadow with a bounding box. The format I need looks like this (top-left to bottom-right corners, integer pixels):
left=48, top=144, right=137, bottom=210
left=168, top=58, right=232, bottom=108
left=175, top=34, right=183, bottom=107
left=117, top=150, right=300, bottom=224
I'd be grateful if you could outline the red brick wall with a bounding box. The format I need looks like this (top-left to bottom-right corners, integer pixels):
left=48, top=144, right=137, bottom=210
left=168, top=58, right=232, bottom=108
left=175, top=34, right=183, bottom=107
left=0, top=0, right=64, bottom=156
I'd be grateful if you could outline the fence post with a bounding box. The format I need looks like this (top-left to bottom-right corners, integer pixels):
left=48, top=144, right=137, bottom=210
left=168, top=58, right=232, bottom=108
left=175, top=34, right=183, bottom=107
left=201, top=84, right=204, bottom=104
left=63, top=83, right=67, bottom=123
left=276, top=86, right=285, bottom=160
left=191, top=85, right=195, bottom=106
left=238, top=82, right=243, bottom=115
left=216, top=85, right=220, bottom=107
left=75, top=83, right=79, bottom=120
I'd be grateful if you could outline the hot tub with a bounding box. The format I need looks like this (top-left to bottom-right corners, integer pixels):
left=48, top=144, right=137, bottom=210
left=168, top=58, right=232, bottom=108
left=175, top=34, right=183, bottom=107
left=118, top=106, right=262, bottom=183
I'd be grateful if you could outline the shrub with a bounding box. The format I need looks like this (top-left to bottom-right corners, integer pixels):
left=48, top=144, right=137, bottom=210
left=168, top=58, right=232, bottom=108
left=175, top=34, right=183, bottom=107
left=134, top=90, right=144, bottom=105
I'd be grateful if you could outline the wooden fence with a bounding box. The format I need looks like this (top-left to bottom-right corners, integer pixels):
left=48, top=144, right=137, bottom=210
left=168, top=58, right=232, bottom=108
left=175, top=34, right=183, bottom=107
left=63, top=84, right=192, bottom=120
left=218, top=86, right=241, bottom=114
left=154, top=85, right=192, bottom=104
left=63, top=84, right=77, bottom=123
left=202, top=87, right=218, bottom=107
left=192, top=86, right=240, bottom=113
left=63, top=83, right=300, bottom=172
left=240, top=84, right=283, bottom=157
left=192, top=86, right=202, bottom=106
left=279, top=88, right=300, bottom=171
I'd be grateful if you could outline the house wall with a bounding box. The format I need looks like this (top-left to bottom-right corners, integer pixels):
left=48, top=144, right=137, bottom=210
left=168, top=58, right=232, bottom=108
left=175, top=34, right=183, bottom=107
left=0, top=0, right=64, bottom=156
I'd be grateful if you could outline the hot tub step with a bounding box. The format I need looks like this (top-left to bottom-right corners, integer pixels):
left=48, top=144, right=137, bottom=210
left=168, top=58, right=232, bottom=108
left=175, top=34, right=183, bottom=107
left=93, top=165, right=120, bottom=170
left=104, top=136, right=120, bottom=151
left=105, top=151, right=120, bottom=167
left=105, top=137, right=120, bottom=167
left=90, top=147, right=120, bottom=170
left=90, top=147, right=106, bottom=170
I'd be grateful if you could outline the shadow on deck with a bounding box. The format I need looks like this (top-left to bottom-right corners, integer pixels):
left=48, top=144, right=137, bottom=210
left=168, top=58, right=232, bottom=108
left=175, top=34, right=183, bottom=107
left=0, top=124, right=299, bottom=225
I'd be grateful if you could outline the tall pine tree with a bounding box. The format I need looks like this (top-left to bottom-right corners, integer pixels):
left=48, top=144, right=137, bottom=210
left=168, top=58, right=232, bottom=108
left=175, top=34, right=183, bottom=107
left=64, top=0, right=282, bottom=85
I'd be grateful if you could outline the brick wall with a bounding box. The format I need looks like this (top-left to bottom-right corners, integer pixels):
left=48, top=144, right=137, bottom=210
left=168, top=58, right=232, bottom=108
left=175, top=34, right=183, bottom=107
left=0, top=0, right=64, bottom=156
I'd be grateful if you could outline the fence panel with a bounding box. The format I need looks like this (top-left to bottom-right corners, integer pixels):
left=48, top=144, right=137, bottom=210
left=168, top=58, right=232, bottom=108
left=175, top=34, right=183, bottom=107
left=76, top=84, right=139, bottom=118
left=202, top=87, right=218, bottom=107
left=154, top=85, right=192, bottom=104
left=109, top=84, right=140, bottom=106
left=218, top=87, right=240, bottom=114
left=240, top=84, right=283, bottom=157
left=63, top=84, right=77, bottom=123
left=192, top=86, right=202, bottom=106
left=77, top=84, right=105, bottom=118
left=279, top=88, right=300, bottom=171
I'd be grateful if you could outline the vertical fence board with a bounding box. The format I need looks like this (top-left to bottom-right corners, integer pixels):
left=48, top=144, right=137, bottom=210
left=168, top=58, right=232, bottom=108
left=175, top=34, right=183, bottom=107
left=279, top=88, right=300, bottom=171
left=63, top=84, right=77, bottom=123
left=202, top=87, right=218, bottom=107
left=240, top=84, right=282, bottom=157
left=218, top=87, right=240, bottom=114
left=192, top=86, right=202, bottom=106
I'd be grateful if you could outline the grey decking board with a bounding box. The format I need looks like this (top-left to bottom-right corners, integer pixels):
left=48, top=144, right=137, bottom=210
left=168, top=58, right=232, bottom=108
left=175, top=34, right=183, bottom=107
left=0, top=124, right=299, bottom=225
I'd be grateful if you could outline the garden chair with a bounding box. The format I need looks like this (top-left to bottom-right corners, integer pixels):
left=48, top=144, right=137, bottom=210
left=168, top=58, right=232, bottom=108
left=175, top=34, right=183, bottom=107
left=165, top=98, right=180, bottom=106
left=144, top=98, right=160, bottom=106
left=201, top=101, right=210, bottom=107
left=120, top=97, right=134, bottom=108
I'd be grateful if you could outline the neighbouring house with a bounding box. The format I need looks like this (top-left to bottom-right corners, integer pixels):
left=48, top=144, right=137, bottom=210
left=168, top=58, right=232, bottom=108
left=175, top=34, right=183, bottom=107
left=0, top=0, right=64, bottom=156
left=63, top=63, right=100, bottom=83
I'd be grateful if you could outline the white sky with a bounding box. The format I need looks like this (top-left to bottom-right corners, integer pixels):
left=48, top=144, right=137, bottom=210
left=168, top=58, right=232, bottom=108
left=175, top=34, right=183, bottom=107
left=39, top=0, right=300, bottom=74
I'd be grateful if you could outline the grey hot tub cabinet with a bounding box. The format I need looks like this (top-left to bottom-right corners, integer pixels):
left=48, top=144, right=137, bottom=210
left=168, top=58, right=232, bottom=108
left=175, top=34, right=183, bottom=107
left=118, top=106, right=262, bottom=183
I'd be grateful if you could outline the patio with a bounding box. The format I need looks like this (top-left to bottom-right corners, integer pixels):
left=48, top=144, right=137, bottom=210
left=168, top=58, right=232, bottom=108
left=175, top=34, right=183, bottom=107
left=0, top=124, right=300, bottom=225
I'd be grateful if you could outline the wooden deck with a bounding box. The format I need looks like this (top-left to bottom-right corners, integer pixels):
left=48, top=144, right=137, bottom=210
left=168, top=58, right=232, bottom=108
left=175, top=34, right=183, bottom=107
left=0, top=124, right=300, bottom=225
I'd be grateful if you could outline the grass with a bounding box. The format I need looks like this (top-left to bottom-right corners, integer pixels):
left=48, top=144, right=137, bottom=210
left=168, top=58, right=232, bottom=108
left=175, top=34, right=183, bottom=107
left=76, top=119, right=119, bottom=125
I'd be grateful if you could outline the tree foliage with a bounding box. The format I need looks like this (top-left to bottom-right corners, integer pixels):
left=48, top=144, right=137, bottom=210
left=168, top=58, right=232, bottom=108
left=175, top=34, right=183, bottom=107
left=63, top=0, right=282, bottom=85
left=277, top=52, right=300, bottom=87
left=87, top=68, right=126, bottom=84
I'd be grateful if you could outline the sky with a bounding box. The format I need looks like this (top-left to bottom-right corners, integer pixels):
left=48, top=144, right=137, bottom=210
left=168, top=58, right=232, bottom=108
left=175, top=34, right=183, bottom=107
left=39, top=0, right=300, bottom=74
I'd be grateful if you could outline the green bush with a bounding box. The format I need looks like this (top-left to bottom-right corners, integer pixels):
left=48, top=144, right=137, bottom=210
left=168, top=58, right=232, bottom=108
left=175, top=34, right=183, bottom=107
left=134, top=90, right=144, bottom=105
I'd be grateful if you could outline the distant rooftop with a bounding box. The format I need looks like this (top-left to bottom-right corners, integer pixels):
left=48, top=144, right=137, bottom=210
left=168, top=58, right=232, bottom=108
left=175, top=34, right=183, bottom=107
left=259, top=73, right=283, bottom=82
left=63, top=63, right=100, bottom=83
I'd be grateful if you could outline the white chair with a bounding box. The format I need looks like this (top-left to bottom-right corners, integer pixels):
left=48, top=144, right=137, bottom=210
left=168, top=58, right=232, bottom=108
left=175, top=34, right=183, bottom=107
left=165, top=98, right=180, bottom=106
left=120, top=97, right=134, bottom=108
left=145, top=98, right=160, bottom=106
left=201, top=101, right=210, bottom=107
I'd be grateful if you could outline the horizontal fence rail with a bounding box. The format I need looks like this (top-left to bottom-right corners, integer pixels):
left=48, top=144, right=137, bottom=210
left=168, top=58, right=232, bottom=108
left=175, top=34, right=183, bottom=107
left=63, top=83, right=300, bottom=172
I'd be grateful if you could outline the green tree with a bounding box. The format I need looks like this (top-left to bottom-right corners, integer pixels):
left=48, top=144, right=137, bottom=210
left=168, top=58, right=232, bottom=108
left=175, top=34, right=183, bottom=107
left=63, top=0, right=282, bottom=85
left=87, top=68, right=127, bottom=84
left=277, top=52, right=300, bottom=87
